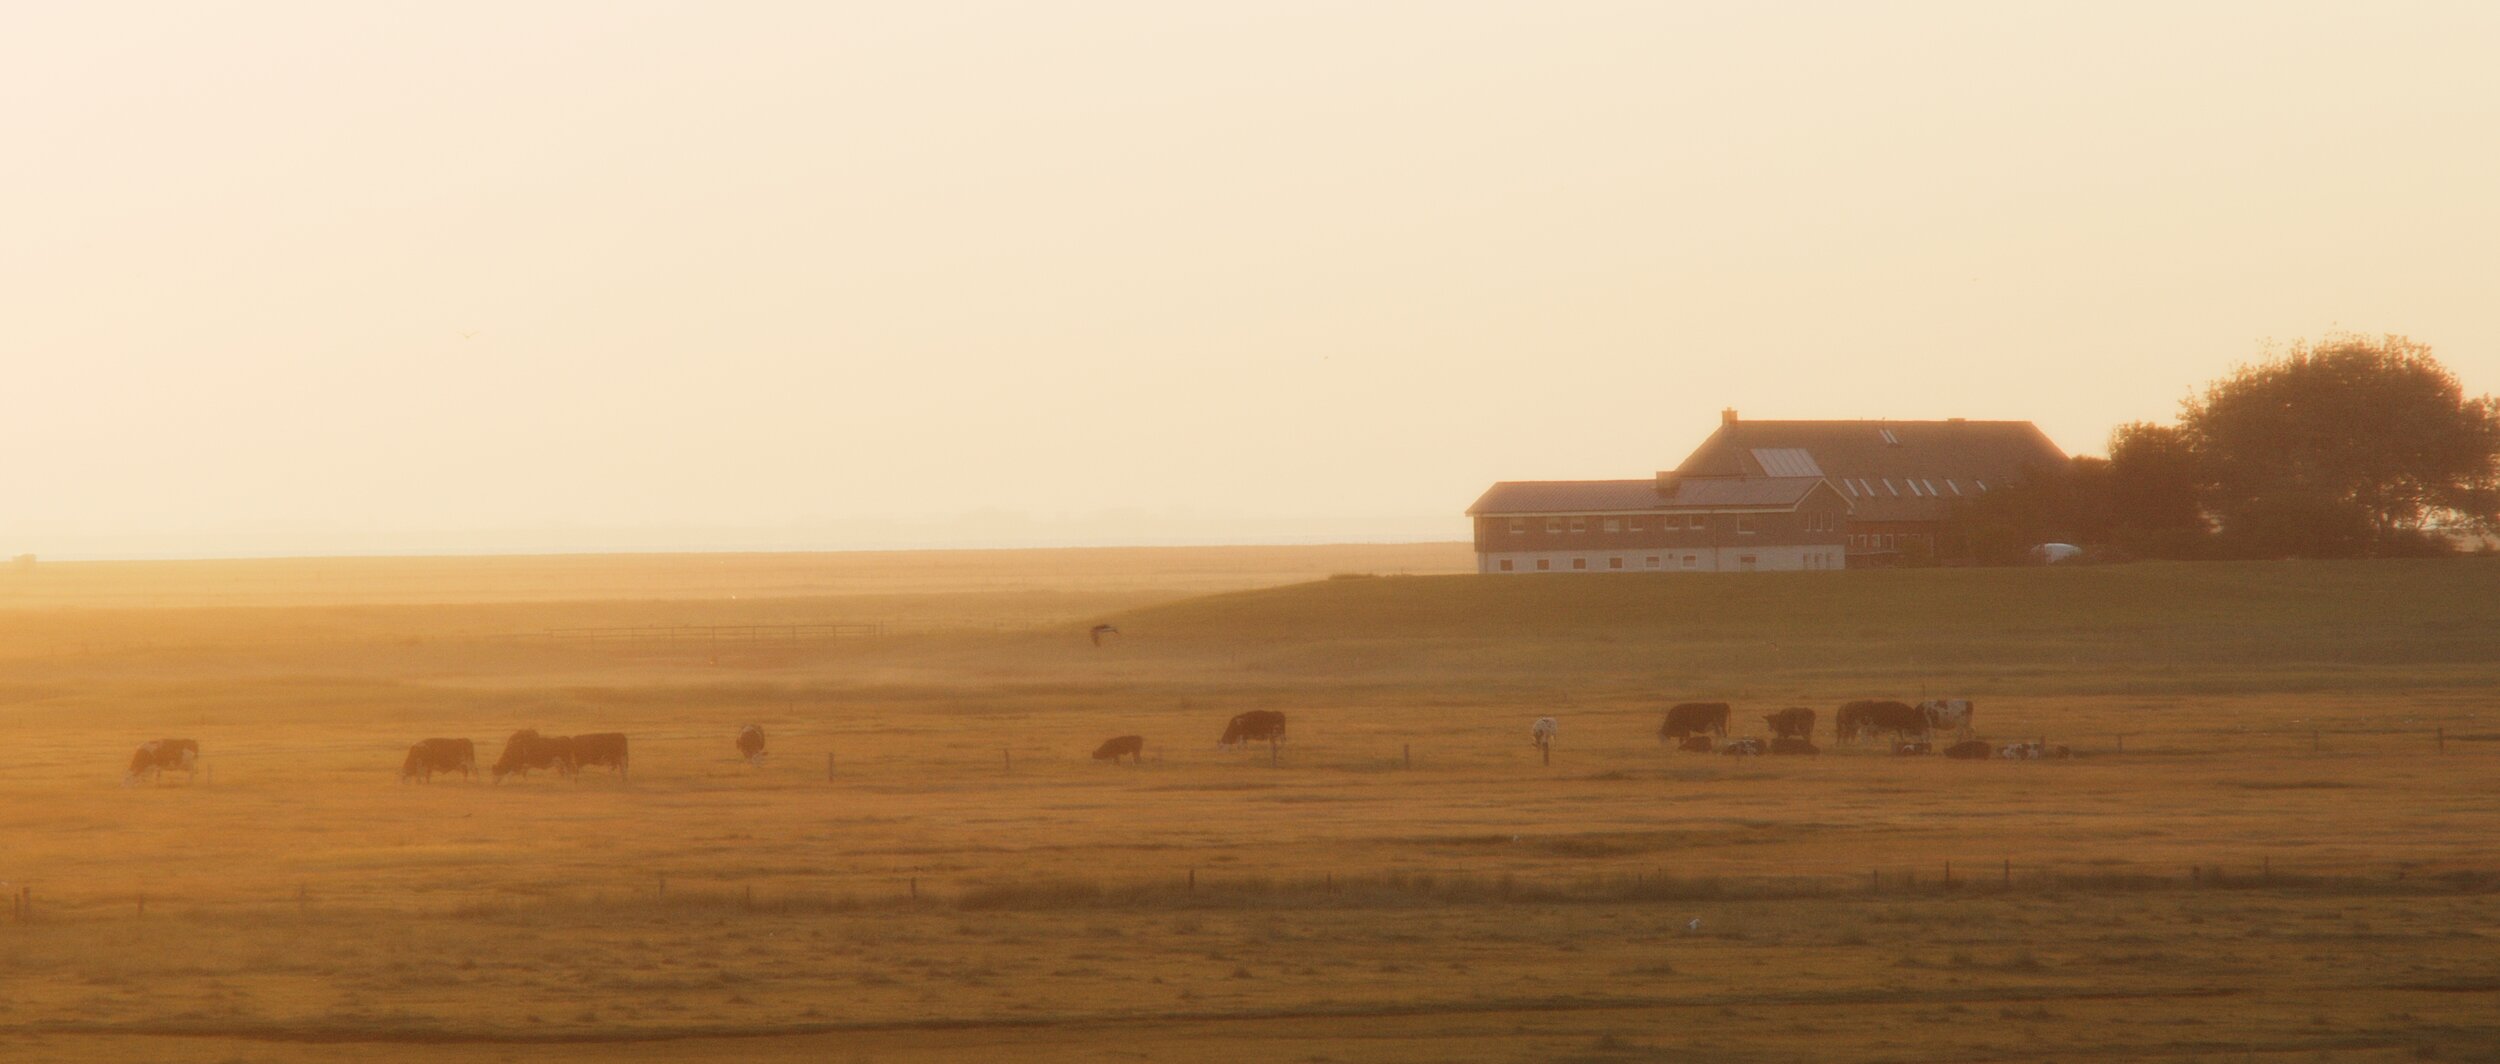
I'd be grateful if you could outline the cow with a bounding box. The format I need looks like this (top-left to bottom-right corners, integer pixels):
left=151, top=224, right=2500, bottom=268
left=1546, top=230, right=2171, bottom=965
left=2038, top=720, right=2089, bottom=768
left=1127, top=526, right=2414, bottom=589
left=737, top=725, right=766, bottom=764
left=1996, top=741, right=2073, bottom=761
left=1920, top=699, right=1977, bottom=741
left=1764, top=707, right=1816, bottom=740
left=1658, top=702, right=1731, bottom=741
left=125, top=739, right=199, bottom=785
left=1836, top=700, right=1928, bottom=745
left=401, top=738, right=476, bottom=783
left=1720, top=737, right=1765, bottom=756
left=1531, top=717, right=1558, bottom=750
left=1944, top=739, right=1994, bottom=760
left=1092, top=735, right=1145, bottom=763
left=492, top=730, right=567, bottom=783
left=1218, top=710, right=1287, bottom=750
left=1769, top=737, right=1818, bottom=756
left=1676, top=735, right=1715, bottom=753
left=567, top=733, right=630, bottom=780
left=1894, top=741, right=1932, bottom=756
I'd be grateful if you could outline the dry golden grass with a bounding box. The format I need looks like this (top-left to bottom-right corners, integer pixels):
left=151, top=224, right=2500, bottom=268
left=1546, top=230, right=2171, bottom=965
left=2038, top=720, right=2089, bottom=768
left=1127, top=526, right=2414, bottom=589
left=1, top=549, right=2495, bottom=1062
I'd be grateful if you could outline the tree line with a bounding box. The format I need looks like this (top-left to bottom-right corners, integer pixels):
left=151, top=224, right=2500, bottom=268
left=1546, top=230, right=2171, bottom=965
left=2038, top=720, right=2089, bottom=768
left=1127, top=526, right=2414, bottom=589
left=1943, top=333, right=2500, bottom=561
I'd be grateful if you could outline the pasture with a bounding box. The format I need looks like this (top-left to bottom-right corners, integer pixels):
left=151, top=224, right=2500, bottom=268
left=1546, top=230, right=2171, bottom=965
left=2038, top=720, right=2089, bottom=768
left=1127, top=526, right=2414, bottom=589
left=2, top=548, right=2497, bottom=1062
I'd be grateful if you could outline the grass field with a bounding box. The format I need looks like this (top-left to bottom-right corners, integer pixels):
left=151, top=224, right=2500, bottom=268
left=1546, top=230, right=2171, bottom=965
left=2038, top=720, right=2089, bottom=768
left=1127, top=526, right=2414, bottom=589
left=2, top=548, right=2496, bottom=1062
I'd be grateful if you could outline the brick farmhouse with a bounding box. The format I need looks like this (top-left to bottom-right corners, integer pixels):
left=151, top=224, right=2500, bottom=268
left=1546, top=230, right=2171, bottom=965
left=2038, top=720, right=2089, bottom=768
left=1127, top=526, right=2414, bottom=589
left=1466, top=411, right=2068, bottom=573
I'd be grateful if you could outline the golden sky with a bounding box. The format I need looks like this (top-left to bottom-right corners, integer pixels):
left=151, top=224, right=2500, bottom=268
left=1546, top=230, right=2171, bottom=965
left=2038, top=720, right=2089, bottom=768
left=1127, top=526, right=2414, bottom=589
left=6, top=2, right=2496, bottom=557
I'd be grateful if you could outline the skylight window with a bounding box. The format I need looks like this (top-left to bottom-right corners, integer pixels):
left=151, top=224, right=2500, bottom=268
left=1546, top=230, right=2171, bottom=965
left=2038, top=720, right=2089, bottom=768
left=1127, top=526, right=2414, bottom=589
left=1880, top=428, right=1901, bottom=446
left=1947, top=480, right=1963, bottom=496
left=1884, top=479, right=1900, bottom=496
left=1924, top=479, right=1940, bottom=495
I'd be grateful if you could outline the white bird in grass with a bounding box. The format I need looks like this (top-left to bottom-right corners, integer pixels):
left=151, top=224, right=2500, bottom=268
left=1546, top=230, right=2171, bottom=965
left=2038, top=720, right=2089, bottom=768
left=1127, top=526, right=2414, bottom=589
left=1686, top=918, right=1702, bottom=933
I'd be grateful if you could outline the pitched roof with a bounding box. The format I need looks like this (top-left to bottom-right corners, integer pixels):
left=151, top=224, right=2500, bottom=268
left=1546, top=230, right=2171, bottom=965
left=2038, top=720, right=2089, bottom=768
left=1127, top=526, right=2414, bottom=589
left=1467, top=476, right=1832, bottom=515
left=1672, top=419, right=2066, bottom=523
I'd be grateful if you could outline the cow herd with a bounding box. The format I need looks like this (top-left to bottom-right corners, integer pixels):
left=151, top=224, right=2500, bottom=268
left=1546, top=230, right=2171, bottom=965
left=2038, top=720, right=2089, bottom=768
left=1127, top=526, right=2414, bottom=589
left=1649, top=698, right=2058, bottom=760
left=118, top=700, right=2061, bottom=787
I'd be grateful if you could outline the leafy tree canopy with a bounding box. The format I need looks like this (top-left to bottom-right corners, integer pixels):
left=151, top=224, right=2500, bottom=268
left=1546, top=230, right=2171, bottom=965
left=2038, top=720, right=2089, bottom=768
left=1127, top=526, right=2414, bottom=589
left=2182, top=334, right=2500, bottom=555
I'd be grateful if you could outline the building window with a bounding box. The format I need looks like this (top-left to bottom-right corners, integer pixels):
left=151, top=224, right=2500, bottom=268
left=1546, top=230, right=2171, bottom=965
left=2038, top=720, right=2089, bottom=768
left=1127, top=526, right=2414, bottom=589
left=1508, top=518, right=1526, bottom=534
left=1884, top=479, right=1900, bottom=496
left=1688, top=515, right=1706, bottom=530
left=1906, top=480, right=1923, bottom=496
left=1571, top=558, right=1587, bottom=570
left=1646, top=556, right=1660, bottom=568
left=1536, top=559, right=1550, bottom=570
left=1880, top=428, right=1901, bottom=445
left=1736, top=517, right=1757, bottom=535
left=1498, top=559, right=1514, bottom=571
left=1842, top=481, right=1857, bottom=497
left=1546, top=518, right=1563, bottom=534
left=1947, top=480, right=1963, bottom=495
left=1627, top=517, right=1644, bottom=531
left=1739, top=554, right=1758, bottom=571
left=1569, top=517, right=1587, bottom=533
left=1608, top=557, right=1623, bottom=569
left=1602, top=518, right=1621, bottom=533
left=1683, top=555, right=1698, bottom=569
left=1975, top=480, right=1989, bottom=492
left=1924, top=479, right=1940, bottom=495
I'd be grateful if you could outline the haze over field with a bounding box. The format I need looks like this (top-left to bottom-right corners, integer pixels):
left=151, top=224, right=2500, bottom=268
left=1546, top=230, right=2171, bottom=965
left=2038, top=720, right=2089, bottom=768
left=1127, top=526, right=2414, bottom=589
left=8, top=2, right=2500, bottom=558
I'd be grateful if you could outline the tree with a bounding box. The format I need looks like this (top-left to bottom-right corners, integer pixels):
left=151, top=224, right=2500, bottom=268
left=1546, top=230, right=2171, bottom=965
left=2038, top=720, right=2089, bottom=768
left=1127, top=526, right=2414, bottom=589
left=1936, top=456, right=2106, bottom=564
left=2105, top=421, right=2207, bottom=556
left=2181, top=334, right=2500, bottom=556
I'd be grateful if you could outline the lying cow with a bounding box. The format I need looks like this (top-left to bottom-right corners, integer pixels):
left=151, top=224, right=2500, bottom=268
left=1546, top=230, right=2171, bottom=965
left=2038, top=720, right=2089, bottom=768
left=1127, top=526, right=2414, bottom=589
left=401, top=738, right=476, bottom=782
left=1676, top=735, right=1715, bottom=753
left=1092, top=735, right=1145, bottom=763
left=737, top=725, right=767, bottom=765
left=1764, top=707, right=1816, bottom=740
left=1997, top=742, right=2073, bottom=761
left=1659, top=702, right=1730, bottom=741
left=125, top=739, right=199, bottom=785
left=1720, top=737, right=1765, bottom=756
left=1894, top=741, right=1933, bottom=756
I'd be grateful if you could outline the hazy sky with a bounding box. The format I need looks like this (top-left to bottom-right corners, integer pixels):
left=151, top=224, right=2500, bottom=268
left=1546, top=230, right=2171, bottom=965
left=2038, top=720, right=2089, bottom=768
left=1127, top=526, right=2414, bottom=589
left=7, top=2, right=2497, bottom=558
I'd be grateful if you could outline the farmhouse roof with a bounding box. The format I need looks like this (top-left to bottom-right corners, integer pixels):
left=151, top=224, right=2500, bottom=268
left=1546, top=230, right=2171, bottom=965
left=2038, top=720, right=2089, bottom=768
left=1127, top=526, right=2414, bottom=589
left=1467, top=476, right=1831, bottom=515
left=1670, top=417, right=2067, bottom=523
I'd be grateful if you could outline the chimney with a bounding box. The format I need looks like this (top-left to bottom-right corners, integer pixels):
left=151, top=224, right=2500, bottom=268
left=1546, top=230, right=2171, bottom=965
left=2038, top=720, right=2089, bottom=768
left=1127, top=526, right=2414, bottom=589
left=1721, top=408, right=1739, bottom=426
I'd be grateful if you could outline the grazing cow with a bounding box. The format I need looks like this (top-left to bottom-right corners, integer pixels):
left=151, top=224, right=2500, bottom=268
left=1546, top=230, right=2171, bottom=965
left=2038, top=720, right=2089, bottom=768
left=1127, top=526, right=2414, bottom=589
left=1720, top=737, right=1765, bottom=756
left=1676, top=735, right=1715, bottom=753
left=125, top=739, right=199, bottom=785
left=567, top=733, right=630, bottom=780
left=1919, top=699, right=1977, bottom=741
left=401, top=738, right=476, bottom=783
left=1944, top=739, right=1993, bottom=760
left=1658, top=702, right=1731, bottom=741
left=1764, top=707, right=1816, bottom=740
left=1092, top=735, right=1145, bottom=763
left=1088, top=624, right=1120, bottom=647
left=1769, top=737, right=1818, bottom=756
left=1836, top=700, right=1928, bottom=745
left=737, top=725, right=766, bottom=764
left=1218, top=710, right=1287, bottom=749
left=492, top=730, right=568, bottom=783
left=1531, top=717, right=1558, bottom=749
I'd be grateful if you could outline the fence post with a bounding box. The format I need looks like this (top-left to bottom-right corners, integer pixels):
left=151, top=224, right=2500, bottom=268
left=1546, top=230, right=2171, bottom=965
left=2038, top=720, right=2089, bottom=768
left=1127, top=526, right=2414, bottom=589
left=2437, top=727, right=2445, bottom=753
left=1004, top=749, right=1012, bottom=774
left=297, top=883, right=307, bottom=915
left=2002, top=859, right=2011, bottom=888
left=1944, top=861, right=1951, bottom=886
left=1403, top=743, right=1411, bottom=769
left=1187, top=868, right=1195, bottom=893
left=826, top=751, right=836, bottom=781
left=2116, top=733, right=2125, bottom=754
